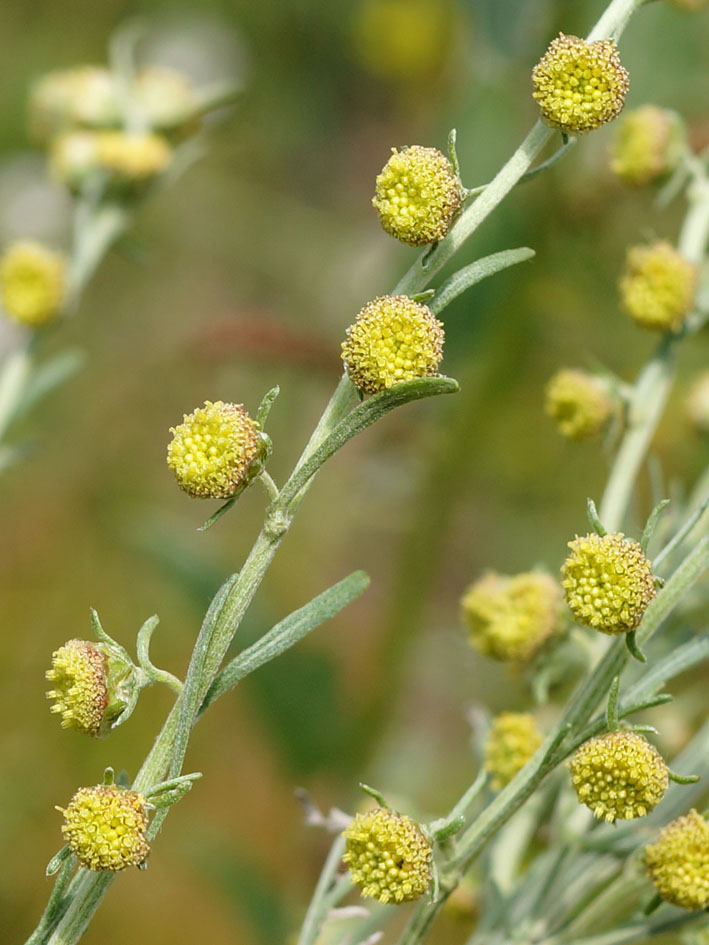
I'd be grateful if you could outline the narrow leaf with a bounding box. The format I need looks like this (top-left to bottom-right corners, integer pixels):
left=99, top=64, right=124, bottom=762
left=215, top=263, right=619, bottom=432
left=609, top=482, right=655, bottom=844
left=16, top=349, right=85, bottom=421
left=428, top=248, right=535, bottom=315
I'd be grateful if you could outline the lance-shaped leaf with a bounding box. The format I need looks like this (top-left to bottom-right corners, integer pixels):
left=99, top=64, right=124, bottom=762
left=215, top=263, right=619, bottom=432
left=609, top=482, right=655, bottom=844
left=428, top=247, right=535, bottom=315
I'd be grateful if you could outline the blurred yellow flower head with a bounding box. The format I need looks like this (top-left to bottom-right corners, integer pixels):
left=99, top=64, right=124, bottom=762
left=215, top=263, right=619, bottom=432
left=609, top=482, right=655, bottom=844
left=620, top=241, right=696, bottom=332
left=0, top=240, right=66, bottom=327
left=646, top=810, right=709, bottom=910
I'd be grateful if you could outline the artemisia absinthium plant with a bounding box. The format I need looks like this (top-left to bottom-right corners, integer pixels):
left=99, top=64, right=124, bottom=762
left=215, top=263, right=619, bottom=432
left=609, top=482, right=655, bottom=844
left=22, top=2, right=709, bottom=945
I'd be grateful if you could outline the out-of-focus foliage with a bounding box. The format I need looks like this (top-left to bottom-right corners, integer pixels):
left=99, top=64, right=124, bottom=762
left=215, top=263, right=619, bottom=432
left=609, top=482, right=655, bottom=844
left=1, top=1, right=708, bottom=943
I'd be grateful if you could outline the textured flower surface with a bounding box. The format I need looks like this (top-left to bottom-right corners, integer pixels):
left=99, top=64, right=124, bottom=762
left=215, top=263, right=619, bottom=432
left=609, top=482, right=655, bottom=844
left=532, top=33, right=629, bottom=133
left=343, top=807, right=432, bottom=904
left=610, top=106, right=685, bottom=187
left=569, top=730, right=668, bottom=822
left=341, top=295, right=444, bottom=394
left=545, top=369, right=612, bottom=440
left=167, top=401, right=263, bottom=499
left=0, top=241, right=65, bottom=327
left=46, top=640, right=108, bottom=737
left=561, top=532, right=656, bottom=633
left=645, top=810, right=709, bottom=910
left=60, top=784, right=150, bottom=871
left=461, top=571, right=561, bottom=662
left=620, top=241, right=696, bottom=332
left=373, top=145, right=461, bottom=246
left=484, top=712, right=543, bottom=790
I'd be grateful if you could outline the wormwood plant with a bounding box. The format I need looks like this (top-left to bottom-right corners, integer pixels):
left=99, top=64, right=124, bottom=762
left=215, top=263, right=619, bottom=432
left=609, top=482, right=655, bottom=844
left=13, top=0, right=709, bottom=943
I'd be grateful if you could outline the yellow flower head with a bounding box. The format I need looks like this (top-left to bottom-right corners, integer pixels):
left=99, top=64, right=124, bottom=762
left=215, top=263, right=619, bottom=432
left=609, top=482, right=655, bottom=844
left=373, top=146, right=462, bottom=246
left=60, top=783, right=150, bottom=870
left=95, top=130, right=172, bottom=182
left=0, top=241, right=66, bottom=327
left=545, top=369, right=613, bottom=440
left=167, top=400, right=264, bottom=499
left=28, top=66, right=119, bottom=143
left=532, top=33, right=629, bottom=134
left=46, top=640, right=108, bottom=738
left=461, top=571, right=562, bottom=662
left=620, top=241, right=696, bottom=332
left=645, top=810, right=709, bottom=910
left=610, top=106, right=686, bottom=187
left=134, top=66, right=199, bottom=133
left=569, top=730, right=669, bottom=822
left=343, top=807, right=432, bottom=904
left=561, top=532, right=656, bottom=634
left=341, top=295, right=444, bottom=394
left=484, top=712, right=543, bottom=790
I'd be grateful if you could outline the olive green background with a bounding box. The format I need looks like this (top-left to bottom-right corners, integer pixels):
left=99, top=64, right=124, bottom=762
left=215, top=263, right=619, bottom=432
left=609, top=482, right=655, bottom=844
left=1, top=0, right=708, bottom=942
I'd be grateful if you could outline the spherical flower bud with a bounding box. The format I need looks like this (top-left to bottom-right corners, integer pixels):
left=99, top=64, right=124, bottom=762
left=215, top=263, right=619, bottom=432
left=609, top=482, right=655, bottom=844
left=134, top=67, right=200, bottom=134
left=95, top=130, right=172, bottom=184
left=620, top=241, right=697, bottom=333
left=341, top=295, right=444, bottom=394
left=28, top=66, right=119, bottom=143
left=167, top=400, right=265, bottom=499
left=343, top=807, right=432, bottom=904
left=49, top=131, right=102, bottom=191
left=610, top=106, right=686, bottom=187
left=645, top=810, right=709, bottom=910
left=59, top=783, right=149, bottom=871
left=46, top=638, right=134, bottom=738
left=0, top=241, right=66, bottom=328
left=569, top=730, right=669, bottom=822
left=484, top=712, right=543, bottom=790
left=561, top=532, right=656, bottom=634
left=373, top=146, right=462, bottom=246
left=532, top=33, right=629, bottom=134
left=686, top=371, right=709, bottom=434
left=545, top=369, right=613, bottom=440
left=461, top=571, right=562, bottom=662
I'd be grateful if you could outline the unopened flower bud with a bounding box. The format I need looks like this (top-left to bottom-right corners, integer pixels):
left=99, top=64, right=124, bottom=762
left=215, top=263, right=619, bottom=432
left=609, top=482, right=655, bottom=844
left=28, top=66, right=119, bottom=143
left=46, top=638, right=135, bottom=737
left=532, top=33, right=629, bottom=134
left=59, top=783, right=149, bottom=870
left=545, top=369, right=613, bottom=440
left=620, top=241, right=696, bottom=332
left=0, top=241, right=66, bottom=327
left=561, top=532, right=656, bottom=634
left=343, top=807, right=432, bottom=904
left=569, top=730, right=669, bottom=822
left=95, top=130, right=172, bottom=184
left=484, top=712, right=542, bottom=790
left=341, top=295, right=444, bottom=394
left=461, top=571, right=562, bottom=662
left=373, top=146, right=462, bottom=246
left=167, top=400, right=266, bottom=499
left=645, top=810, right=709, bottom=910
left=610, top=106, right=686, bottom=187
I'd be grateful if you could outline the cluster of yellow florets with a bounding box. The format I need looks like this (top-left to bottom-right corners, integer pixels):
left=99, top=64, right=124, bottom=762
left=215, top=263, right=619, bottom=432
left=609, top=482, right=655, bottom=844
left=46, top=640, right=109, bottom=738
left=343, top=807, right=432, bottom=904
left=532, top=33, right=629, bottom=134
left=461, top=571, right=561, bottom=662
left=341, top=295, right=444, bottom=394
left=620, top=241, right=697, bottom=332
left=645, top=810, right=709, bottom=910
left=60, top=784, right=150, bottom=871
left=484, top=712, right=543, bottom=790
left=167, top=401, right=264, bottom=499
left=610, top=106, right=685, bottom=187
left=561, top=532, right=656, bottom=634
left=373, top=146, right=462, bottom=246
left=545, top=369, right=613, bottom=440
left=569, top=730, right=669, bottom=823
left=0, top=241, right=66, bottom=327
left=50, top=130, right=171, bottom=191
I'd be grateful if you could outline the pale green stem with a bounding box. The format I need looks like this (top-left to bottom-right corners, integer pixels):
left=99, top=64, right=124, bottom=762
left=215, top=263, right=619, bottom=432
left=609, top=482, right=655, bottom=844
left=296, top=835, right=349, bottom=945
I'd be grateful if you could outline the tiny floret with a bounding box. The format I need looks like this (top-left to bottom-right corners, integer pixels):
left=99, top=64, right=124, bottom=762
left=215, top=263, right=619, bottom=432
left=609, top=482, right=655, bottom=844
left=167, top=400, right=264, bottom=499
left=545, top=369, right=613, bottom=440
left=485, top=712, right=543, bottom=790
left=60, top=784, right=149, bottom=870
left=461, top=571, right=562, bottom=662
left=532, top=33, right=629, bottom=134
left=610, top=106, right=686, bottom=187
left=569, top=730, right=669, bottom=823
left=373, top=146, right=462, bottom=246
left=645, top=810, right=709, bottom=910
left=341, top=295, right=444, bottom=394
left=343, top=807, right=432, bottom=904
left=0, top=241, right=65, bottom=327
left=620, top=241, right=696, bottom=332
left=561, top=532, right=656, bottom=634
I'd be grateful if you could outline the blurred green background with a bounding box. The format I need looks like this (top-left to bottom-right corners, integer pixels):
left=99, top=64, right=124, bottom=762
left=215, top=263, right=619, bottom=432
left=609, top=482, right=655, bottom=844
left=1, top=0, right=708, bottom=942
